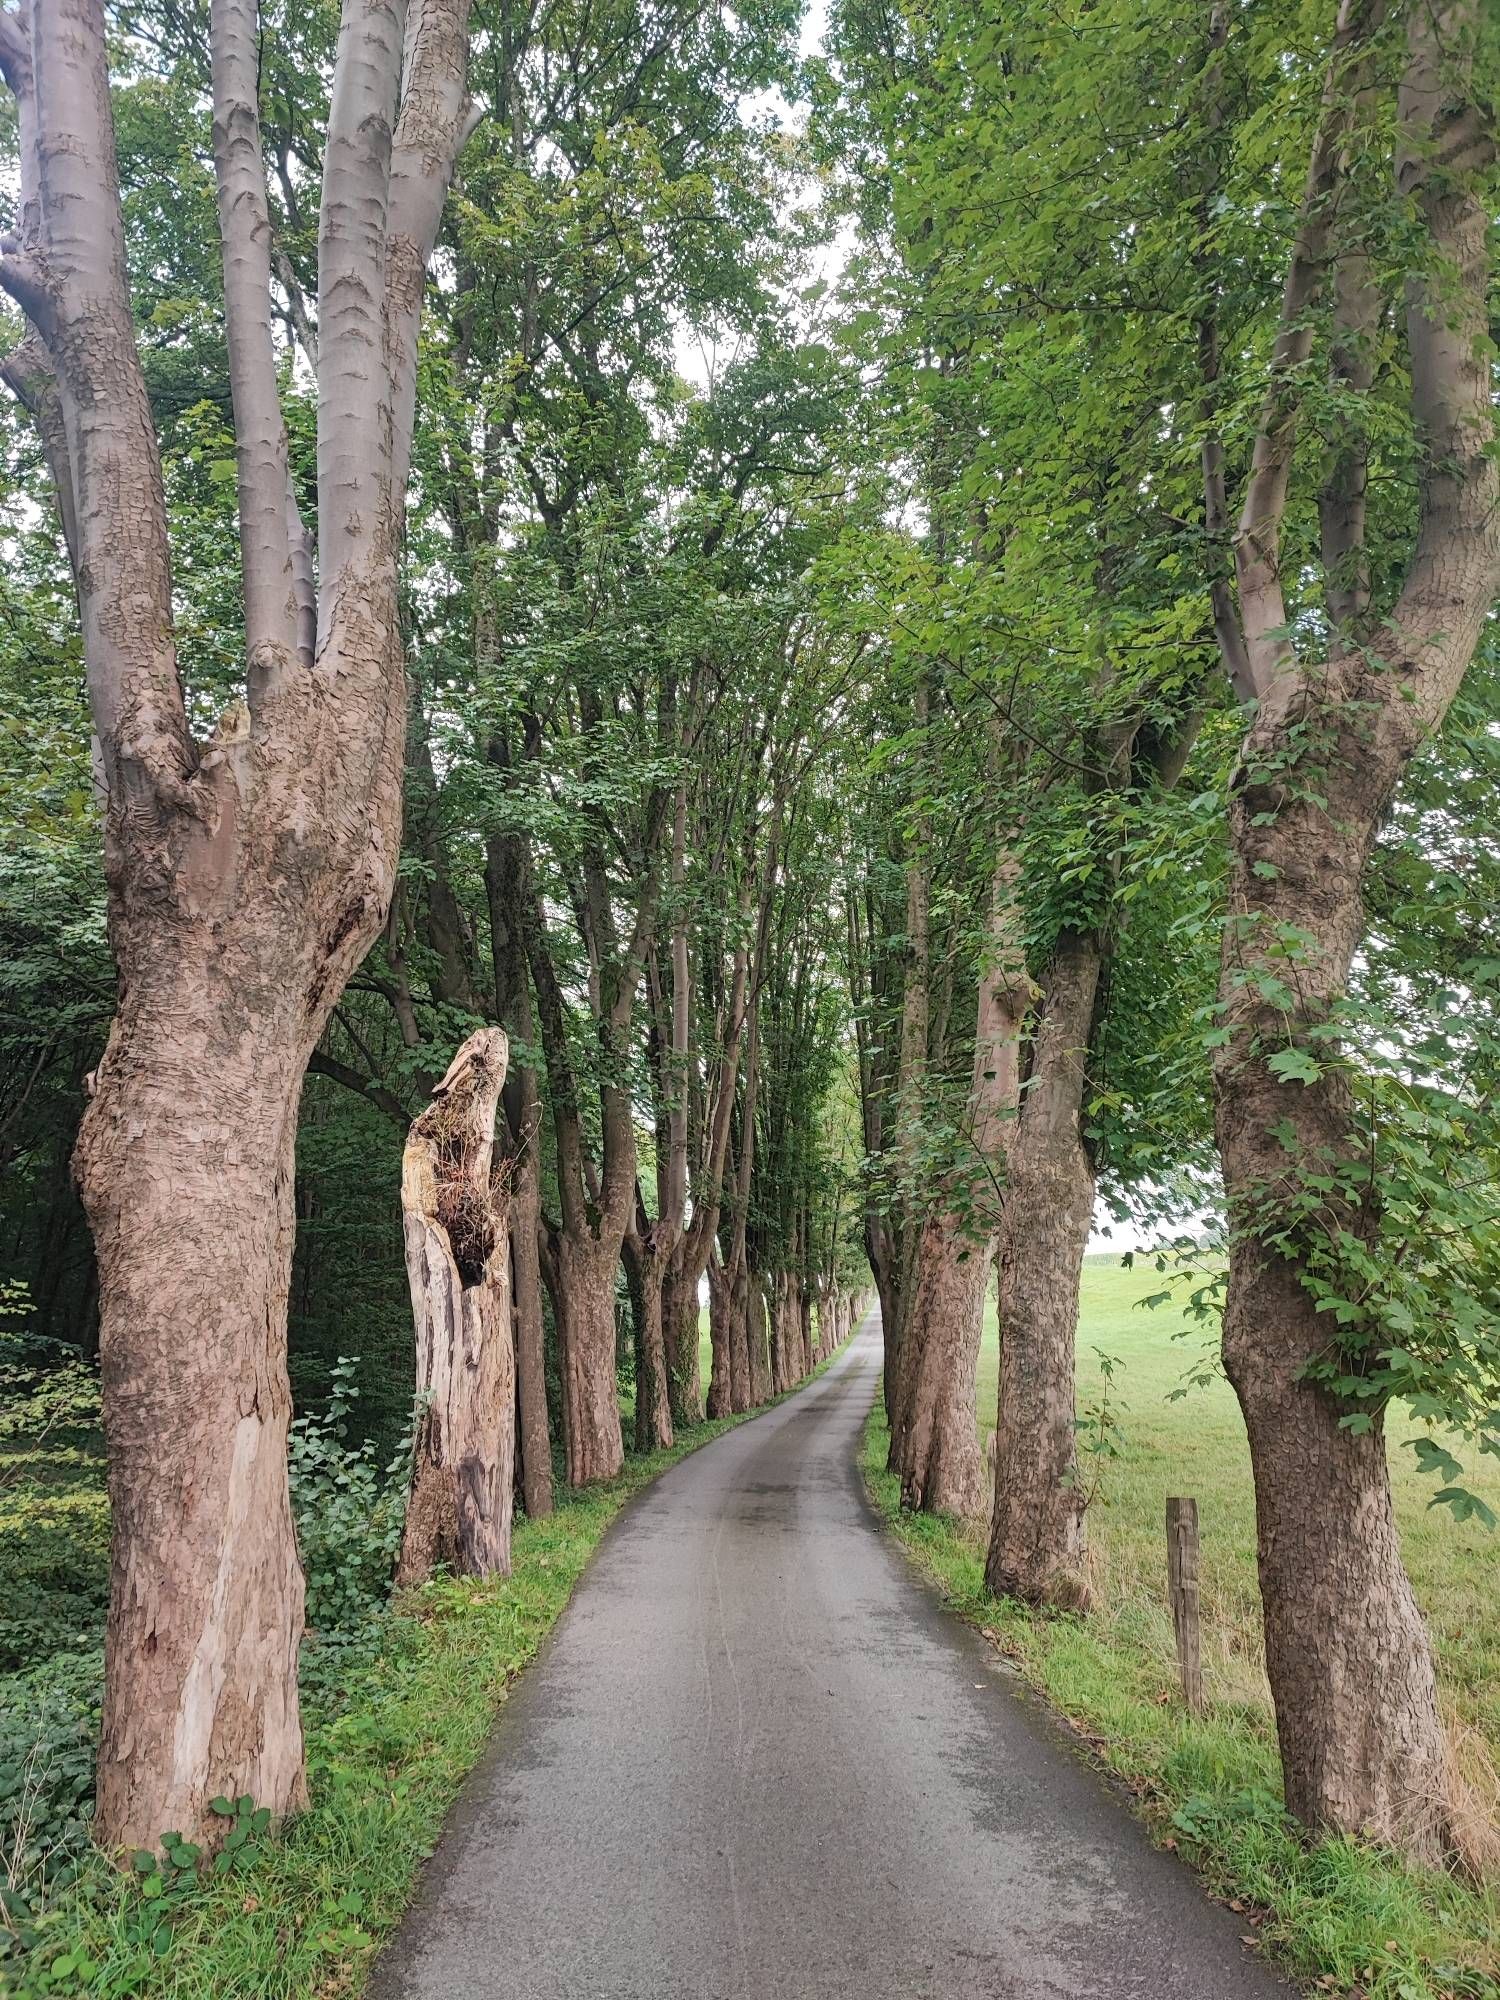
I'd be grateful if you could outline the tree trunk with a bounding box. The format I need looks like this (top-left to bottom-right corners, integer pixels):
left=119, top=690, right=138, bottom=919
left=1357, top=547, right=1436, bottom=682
left=770, top=1274, right=794, bottom=1394
left=894, top=841, right=1031, bottom=1517
left=987, top=932, right=1100, bottom=1611
left=484, top=823, right=553, bottom=1522
left=79, top=986, right=311, bottom=1854
left=729, top=1258, right=754, bottom=1413
left=1214, top=677, right=1453, bottom=1855
left=1196, top=0, right=1498, bottom=1857
left=510, top=1131, right=552, bottom=1518
left=396, top=1031, right=514, bottom=1586
left=663, top=1261, right=702, bottom=1428
left=555, top=1233, right=626, bottom=1485
left=1, top=0, right=473, bottom=1855
left=866, top=1219, right=902, bottom=1424
left=625, top=1231, right=673, bottom=1453
left=893, top=1216, right=988, bottom=1517
left=1226, top=1238, right=1450, bottom=1854
left=747, top=1272, right=772, bottom=1406
left=706, top=1254, right=733, bottom=1417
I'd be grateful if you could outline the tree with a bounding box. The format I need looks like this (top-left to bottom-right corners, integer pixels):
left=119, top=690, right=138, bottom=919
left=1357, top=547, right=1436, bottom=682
left=1204, top=0, right=1498, bottom=1860
left=0, top=0, right=472, bottom=1849
left=892, top=835, right=1031, bottom=1518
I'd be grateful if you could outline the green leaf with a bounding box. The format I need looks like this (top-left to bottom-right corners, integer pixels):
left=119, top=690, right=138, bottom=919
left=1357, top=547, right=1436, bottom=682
left=1265, top=1046, right=1321, bottom=1085
left=1409, top=1436, right=1464, bottom=1484
left=1430, top=1486, right=1498, bottom=1530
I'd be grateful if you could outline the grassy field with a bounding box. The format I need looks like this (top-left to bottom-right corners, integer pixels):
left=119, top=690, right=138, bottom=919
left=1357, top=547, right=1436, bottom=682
left=865, top=1256, right=1500, bottom=1999
left=980, top=1260, right=1500, bottom=1753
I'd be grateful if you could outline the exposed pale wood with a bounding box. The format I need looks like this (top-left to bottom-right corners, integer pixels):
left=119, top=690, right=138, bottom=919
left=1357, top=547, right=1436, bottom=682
left=397, top=1029, right=515, bottom=1587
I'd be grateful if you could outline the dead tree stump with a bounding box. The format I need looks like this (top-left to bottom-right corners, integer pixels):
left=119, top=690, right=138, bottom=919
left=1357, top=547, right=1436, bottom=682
left=396, top=1029, right=515, bottom=1587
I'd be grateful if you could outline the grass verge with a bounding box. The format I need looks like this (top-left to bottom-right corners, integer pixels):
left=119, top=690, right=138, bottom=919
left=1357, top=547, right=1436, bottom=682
left=862, top=1399, right=1500, bottom=2000
left=3, top=1341, right=851, bottom=2000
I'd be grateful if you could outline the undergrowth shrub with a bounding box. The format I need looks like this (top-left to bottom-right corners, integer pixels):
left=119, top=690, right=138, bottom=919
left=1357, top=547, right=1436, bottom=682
left=0, top=1647, right=102, bottom=1978
left=288, top=1357, right=419, bottom=1639
left=0, top=1290, right=102, bottom=1488
left=0, top=1496, right=109, bottom=1677
left=0, top=1354, right=422, bottom=1984
left=0, top=1302, right=108, bottom=1680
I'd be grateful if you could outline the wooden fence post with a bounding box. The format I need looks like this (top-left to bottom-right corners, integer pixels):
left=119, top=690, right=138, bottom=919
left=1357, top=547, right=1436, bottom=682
left=1166, top=1496, right=1204, bottom=1716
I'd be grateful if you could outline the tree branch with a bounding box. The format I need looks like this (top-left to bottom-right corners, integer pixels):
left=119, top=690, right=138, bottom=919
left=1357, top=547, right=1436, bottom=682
left=16, top=0, right=193, bottom=810
left=1195, top=1, right=1255, bottom=702
left=316, top=0, right=407, bottom=614
left=0, top=250, right=51, bottom=330
left=210, top=0, right=304, bottom=689
left=0, top=8, right=27, bottom=89
left=1387, top=0, right=1499, bottom=720
left=0, top=333, right=79, bottom=570
left=384, top=0, right=475, bottom=506
left=272, top=241, right=319, bottom=368
left=1232, top=0, right=1387, bottom=698
left=307, top=1049, right=411, bottom=1129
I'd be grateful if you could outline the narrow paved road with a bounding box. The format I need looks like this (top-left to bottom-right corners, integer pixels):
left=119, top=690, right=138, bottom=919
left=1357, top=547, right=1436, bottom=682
left=371, top=1318, right=1289, bottom=1999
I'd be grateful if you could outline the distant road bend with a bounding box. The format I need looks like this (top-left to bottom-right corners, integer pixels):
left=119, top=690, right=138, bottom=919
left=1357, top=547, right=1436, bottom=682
left=371, top=1315, right=1289, bottom=1999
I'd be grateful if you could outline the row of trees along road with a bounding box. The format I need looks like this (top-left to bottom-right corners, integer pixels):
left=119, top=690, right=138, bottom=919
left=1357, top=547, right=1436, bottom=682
left=0, top=0, right=868, bottom=1854
left=820, top=0, right=1499, bottom=1867
left=1, top=0, right=1498, bottom=1883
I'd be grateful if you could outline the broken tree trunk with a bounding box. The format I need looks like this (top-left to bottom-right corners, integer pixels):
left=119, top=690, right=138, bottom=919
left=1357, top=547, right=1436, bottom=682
left=397, top=1030, right=515, bottom=1587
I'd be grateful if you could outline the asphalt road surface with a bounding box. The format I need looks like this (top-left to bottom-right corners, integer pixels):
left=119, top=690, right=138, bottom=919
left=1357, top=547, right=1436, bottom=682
left=370, top=1315, right=1290, bottom=1999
